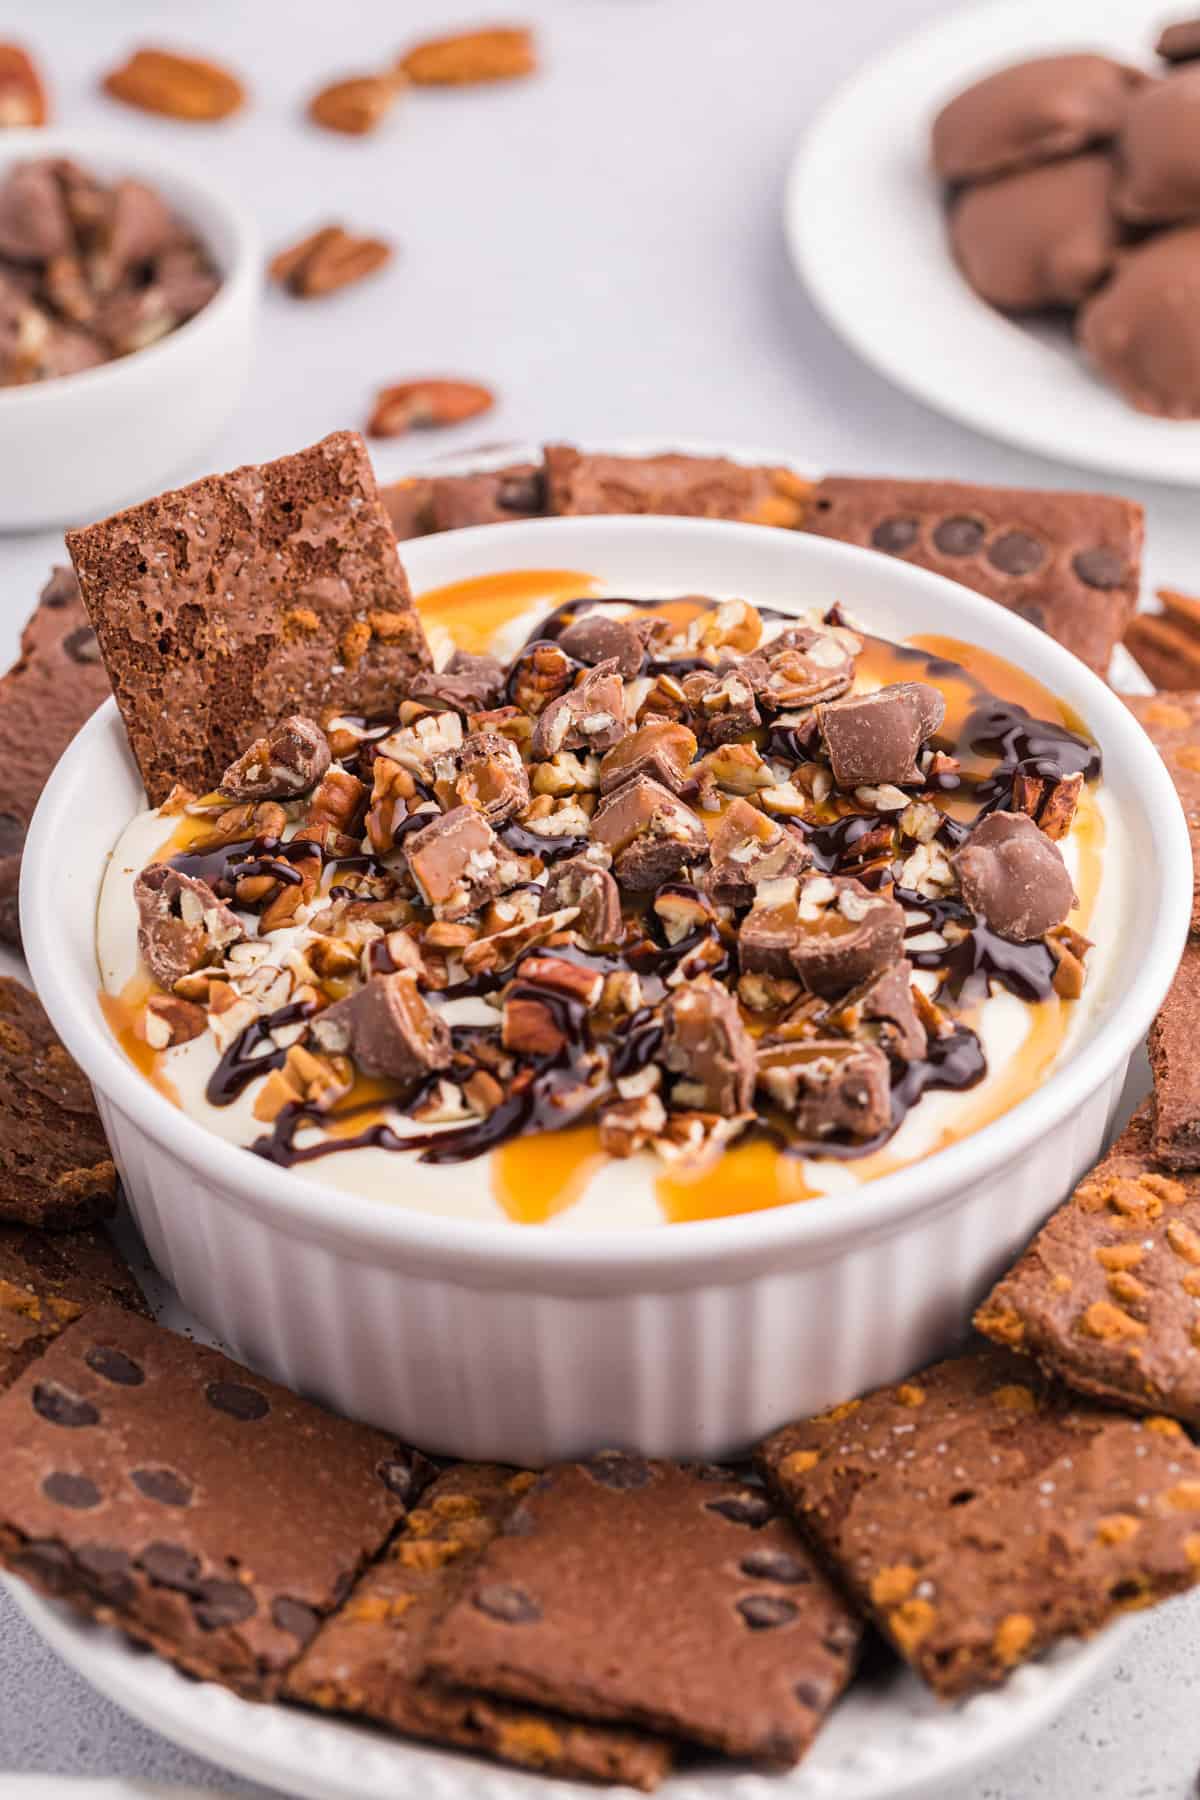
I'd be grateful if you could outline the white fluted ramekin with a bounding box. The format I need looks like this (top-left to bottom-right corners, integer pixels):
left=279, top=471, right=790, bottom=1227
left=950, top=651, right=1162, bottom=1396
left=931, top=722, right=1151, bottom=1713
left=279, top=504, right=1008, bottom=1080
left=22, top=517, right=1190, bottom=1464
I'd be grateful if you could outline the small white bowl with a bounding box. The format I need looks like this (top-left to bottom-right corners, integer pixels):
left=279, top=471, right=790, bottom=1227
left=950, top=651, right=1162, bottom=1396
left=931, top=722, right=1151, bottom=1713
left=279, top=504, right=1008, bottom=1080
left=0, top=129, right=259, bottom=532
left=21, top=517, right=1192, bottom=1464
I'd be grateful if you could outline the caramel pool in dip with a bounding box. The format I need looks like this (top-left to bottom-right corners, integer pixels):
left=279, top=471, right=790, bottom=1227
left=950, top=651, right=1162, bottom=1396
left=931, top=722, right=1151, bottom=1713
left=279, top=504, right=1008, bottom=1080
left=97, top=574, right=1123, bottom=1228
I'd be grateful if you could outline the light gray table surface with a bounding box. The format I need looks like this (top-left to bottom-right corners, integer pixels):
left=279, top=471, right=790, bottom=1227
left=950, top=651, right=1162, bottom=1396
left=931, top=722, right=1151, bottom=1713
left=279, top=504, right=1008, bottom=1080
left=2, top=0, right=1200, bottom=1794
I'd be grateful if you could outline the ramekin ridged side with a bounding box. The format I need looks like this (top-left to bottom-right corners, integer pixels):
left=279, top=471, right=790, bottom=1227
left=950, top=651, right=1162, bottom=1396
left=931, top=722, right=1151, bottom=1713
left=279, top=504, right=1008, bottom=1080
left=23, top=518, right=1192, bottom=1464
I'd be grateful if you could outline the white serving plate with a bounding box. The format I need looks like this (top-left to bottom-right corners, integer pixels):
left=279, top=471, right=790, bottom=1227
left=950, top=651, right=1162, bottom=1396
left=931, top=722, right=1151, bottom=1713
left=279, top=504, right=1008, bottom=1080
left=2, top=1575, right=1135, bottom=1800
left=783, top=0, right=1200, bottom=486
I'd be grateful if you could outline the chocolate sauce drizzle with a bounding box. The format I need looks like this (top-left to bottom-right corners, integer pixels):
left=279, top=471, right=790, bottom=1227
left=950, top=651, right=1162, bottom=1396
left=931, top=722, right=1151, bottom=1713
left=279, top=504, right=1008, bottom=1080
left=202, top=597, right=1101, bottom=1186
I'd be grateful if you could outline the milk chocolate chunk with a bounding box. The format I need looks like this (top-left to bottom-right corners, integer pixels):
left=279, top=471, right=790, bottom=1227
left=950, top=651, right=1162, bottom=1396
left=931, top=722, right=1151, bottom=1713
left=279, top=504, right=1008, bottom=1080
left=598, top=719, right=697, bottom=796
left=542, top=444, right=810, bottom=529
left=827, top=959, right=927, bottom=1062
left=1125, top=693, right=1200, bottom=932
left=409, top=649, right=506, bottom=718
left=531, top=658, right=627, bottom=759
left=425, top=1458, right=859, bottom=1767
left=287, top=1463, right=672, bottom=1791
left=953, top=811, right=1075, bottom=943
left=976, top=1101, right=1200, bottom=1419
left=134, top=865, right=243, bottom=990
left=0, top=1308, right=420, bottom=1698
left=0, top=565, right=112, bottom=947
left=950, top=154, right=1120, bottom=311
left=805, top=477, right=1142, bottom=675
left=557, top=611, right=645, bottom=678
left=0, top=1223, right=147, bottom=1394
left=312, top=970, right=451, bottom=1087
left=539, top=854, right=622, bottom=946
left=740, top=875, right=904, bottom=996
left=662, top=976, right=756, bottom=1116
left=756, top=1039, right=891, bottom=1139
left=1079, top=227, right=1200, bottom=418
left=1115, top=69, right=1200, bottom=224
left=451, top=729, right=529, bottom=826
left=405, top=805, right=518, bottom=919
left=817, top=682, right=944, bottom=789
left=218, top=715, right=331, bottom=801
left=427, top=462, right=546, bottom=532
left=931, top=54, right=1145, bottom=183
left=67, top=431, right=429, bottom=805
left=1158, top=17, right=1200, bottom=61
left=1150, top=943, right=1200, bottom=1170
left=589, top=774, right=707, bottom=890
left=704, top=798, right=811, bottom=907
left=760, top=1347, right=1200, bottom=1700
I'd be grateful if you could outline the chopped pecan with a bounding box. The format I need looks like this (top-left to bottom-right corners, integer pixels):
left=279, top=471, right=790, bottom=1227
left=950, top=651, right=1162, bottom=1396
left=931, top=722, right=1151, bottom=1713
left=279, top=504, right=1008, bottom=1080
left=557, top=611, right=645, bottom=677
left=662, top=975, right=755, bottom=1115
left=139, top=993, right=206, bottom=1050
left=704, top=797, right=810, bottom=906
left=756, top=1039, right=892, bottom=1139
left=739, top=874, right=904, bottom=996
left=405, top=805, right=522, bottom=920
left=188, top=800, right=288, bottom=851
left=252, top=1044, right=352, bottom=1122
left=531, top=658, right=627, bottom=758
left=635, top=670, right=690, bottom=726
left=259, top=849, right=322, bottom=934
left=953, top=812, right=1076, bottom=943
left=0, top=45, right=48, bottom=126
left=399, top=26, right=537, bottom=85
left=453, top=729, right=530, bottom=826
left=409, top=649, right=506, bottom=717
left=134, top=864, right=243, bottom=989
left=1011, top=769, right=1083, bottom=841
left=218, top=715, right=331, bottom=801
left=311, top=970, right=451, bottom=1086
left=509, top=642, right=573, bottom=717
left=696, top=599, right=762, bottom=654
left=539, top=853, right=622, bottom=946
left=599, top=1092, right=667, bottom=1156
left=460, top=907, right=578, bottom=978
left=652, top=1110, right=752, bottom=1168
left=308, top=73, right=402, bottom=135
left=824, top=960, right=927, bottom=1061
left=694, top=741, right=773, bottom=796
left=365, top=757, right=422, bottom=853
left=589, top=773, right=708, bottom=890
left=102, top=47, right=245, bottom=121
left=517, top=954, right=605, bottom=1006
left=737, top=969, right=802, bottom=1015
left=682, top=666, right=759, bottom=747
left=817, top=682, right=945, bottom=789
left=376, top=709, right=463, bottom=780
left=368, top=378, right=494, bottom=437
left=653, top=883, right=715, bottom=945
left=754, top=626, right=856, bottom=709
left=598, top=719, right=696, bottom=796
left=304, top=767, right=367, bottom=836
left=269, top=224, right=392, bottom=298
left=501, top=990, right=569, bottom=1058
left=1047, top=923, right=1092, bottom=999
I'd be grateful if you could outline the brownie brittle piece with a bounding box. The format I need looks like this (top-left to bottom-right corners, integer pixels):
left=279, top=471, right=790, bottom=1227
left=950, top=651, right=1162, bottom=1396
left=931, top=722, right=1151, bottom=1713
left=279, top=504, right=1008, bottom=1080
left=0, top=1224, right=147, bottom=1394
left=977, top=1101, right=1200, bottom=1419
left=0, top=1307, right=426, bottom=1698
left=0, top=979, right=116, bottom=1231
left=1125, top=692, right=1200, bottom=933
left=425, top=1455, right=860, bottom=1767
left=0, top=566, right=111, bottom=946
left=66, top=431, right=430, bottom=804
left=379, top=476, right=434, bottom=541
left=543, top=444, right=810, bottom=528
left=1150, top=943, right=1200, bottom=1170
left=805, top=477, right=1142, bottom=674
left=287, top=1463, right=672, bottom=1790
left=759, top=1348, right=1200, bottom=1699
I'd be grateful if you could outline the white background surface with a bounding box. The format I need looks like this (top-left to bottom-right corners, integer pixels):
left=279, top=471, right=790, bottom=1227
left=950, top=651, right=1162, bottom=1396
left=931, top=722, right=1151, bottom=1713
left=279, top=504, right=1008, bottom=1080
left=3, top=0, right=1200, bottom=1794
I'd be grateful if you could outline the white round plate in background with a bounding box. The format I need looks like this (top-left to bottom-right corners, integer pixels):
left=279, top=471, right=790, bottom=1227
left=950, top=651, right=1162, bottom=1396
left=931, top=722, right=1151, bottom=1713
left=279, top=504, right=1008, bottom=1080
left=784, top=0, right=1200, bottom=487
left=4, top=1577, right=1133, bottom=1800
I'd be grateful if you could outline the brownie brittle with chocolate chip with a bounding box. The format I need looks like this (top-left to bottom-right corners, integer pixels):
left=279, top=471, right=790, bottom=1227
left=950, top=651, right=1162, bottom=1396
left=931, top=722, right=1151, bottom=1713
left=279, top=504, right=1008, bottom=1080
left=424, top=1454, right=860, bottom=1767
left=0, top=1223, right=147, bottom=1393
left=287, top=1462, right=673, bottom=1789
left=0, top=978, right=116, bottom=1231
left=0, top=1306, right=428, bottom=1697
left=760, top=1348, right=1200, bottom=1699
left=805, top=477, right=1142, bottom=674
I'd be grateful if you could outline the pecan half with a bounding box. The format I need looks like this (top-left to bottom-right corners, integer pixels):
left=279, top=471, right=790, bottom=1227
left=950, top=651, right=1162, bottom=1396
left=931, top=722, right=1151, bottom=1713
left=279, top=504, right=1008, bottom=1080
left=399, top=27, right=536, bottom=85
left=134, top=864, right=243, bottom=989
left=270, top=225, right=392, bottom=298
left=368, top=378, right=494, bottom=438
left=102, top=48, right=245, bottom=122
left=309, top=73, right=402, bottom=136
left=0, top=45, right=48, bottom=127
left=218, top=715, right=331, bottom=801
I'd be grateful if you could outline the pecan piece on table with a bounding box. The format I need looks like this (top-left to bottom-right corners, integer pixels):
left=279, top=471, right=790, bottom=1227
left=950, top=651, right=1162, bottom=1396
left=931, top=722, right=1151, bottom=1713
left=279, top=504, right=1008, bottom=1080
left=218, top=715, right=331, bottom=801
left=589, top=773, right=707, bottom=891
left=368, top=378, right=494, bottom=438
left=134, top=864, right=243, bottom=989
left=0, top=45, right=49, bottom=127
left=398, top=27, right=537, bottom=85
left=308, top=73, right=402, bottom=136
left=756, top=1039, right=892, bottom=1140
left=311, top=970, right=451, bottom=1087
